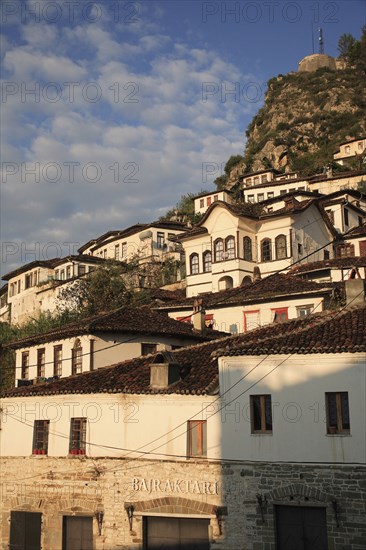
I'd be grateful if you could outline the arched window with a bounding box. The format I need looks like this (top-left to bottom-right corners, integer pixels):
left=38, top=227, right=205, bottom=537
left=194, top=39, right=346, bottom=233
left=241, top=275, right=252, bottom=286
left=243, top=237, right=252, bottom=261
left=72, top=339, right=82, bottom=375
left=214, top=239, right=224, bottom=262
left=261, top=239, right=272, bottom=262
left=203, top=251, right=212, bottom=272
left=275, top=235, right=287, bottom=260
left=190, top=253, right=199, bottom=275
left=225, top=236, right=235, bottom=259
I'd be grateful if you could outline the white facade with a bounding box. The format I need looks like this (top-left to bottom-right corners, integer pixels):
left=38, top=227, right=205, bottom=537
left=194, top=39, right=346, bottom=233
left=194, top=191, right=232, bottom=215
left=218, top=353, right=365, bottom=464
left=181, top=202, right=334, bottom=297
left=333, top=138, right=366, bottom=165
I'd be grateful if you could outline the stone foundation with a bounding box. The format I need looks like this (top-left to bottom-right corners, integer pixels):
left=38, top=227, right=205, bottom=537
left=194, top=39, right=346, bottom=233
left=1, top=457, right=365, bottom=549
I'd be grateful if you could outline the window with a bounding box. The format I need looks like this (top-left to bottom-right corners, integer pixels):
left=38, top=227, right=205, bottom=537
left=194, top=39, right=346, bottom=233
left=69, top=418, right=87, bottom=454
left=326, top=209, right=335, bottom=224
left=122, top=242, right=127, bottom=258
left=326, top=392, right=350, bottom=434
left=33, top=420, right=49, bottom=454
left=114, top=244, right=120, bottom=260
left=66, top=266, right=71, bottom=279
left=345, top=145, right=350, bottom=154
left=257, top=193, right=264, bottom=202
left=54, top=345, right=62, bottom=377
left=358, top=141, right=363, bottom=150
left=207, top=197, right=212, bottom=207
left=213, top=194, right=219, bottom=202
left=37, top=348, right=45, bottom=378
left=71, top=339, right=82, bottom=375
left=336, top=243, right=355, bottom=257
left=261, top=239, right=272, bottom=262
left=267, top=192, right=274, bottom=199
left=261, top=175, right=267, bottom=183
left=344, top=208, right=349, bottom=227
left=187, top=420, right=207, bottom=458
left=190, top=253, right=199, bottom=275
left=298, top=243, right=303, bottom=255
left=21, top=351, right=29, bottom=379
left=243, top=236, right=252, bottom=261
left=254, top=176, right=259, bottom=185
left=247, top=195, right=255, bottom=203
left=141, top=343, right=158, bottom=356
left=225, top=236, right=235, bottom=259
left=358, top=216, right=363, bottom=226
left=157, top=232, right=165, bottom=249
left=246, top=178, right=252, bottom=186
left=297, top=304, right=313, bottom=318
left=214, top=239, right=223, bottom=262
left=103, top=249, right=107, bottom=258
left=272, top=307, right=288, bottom=323
left=324, top=250, right=330, bottom=260
left=60, top=269, right=65, bottom=280
left=78, top=265, right=86, bottom=277
left=275, top=234, right=287, bottom=260
left=280, top=189, right=287, bottom=195
left=250, top=395, right=272, bottom=433
left=244, top=310, right=260, bottom=332
left=200, top=198, right=204, bottom=208
left=203, top=251, right=212, bottom=272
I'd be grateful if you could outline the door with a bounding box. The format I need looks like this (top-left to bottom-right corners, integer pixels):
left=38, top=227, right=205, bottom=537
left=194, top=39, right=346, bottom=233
left=62, top=516, right=93, bottom=550
left=9, top=512, right=42, bottom=550
left=276, top=506, right=328, bottom=550
left=145, top=516, right=210, bottom=550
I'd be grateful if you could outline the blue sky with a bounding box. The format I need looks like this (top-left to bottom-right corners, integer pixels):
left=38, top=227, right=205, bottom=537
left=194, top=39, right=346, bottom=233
left=1, top=0, right=365, bottom=276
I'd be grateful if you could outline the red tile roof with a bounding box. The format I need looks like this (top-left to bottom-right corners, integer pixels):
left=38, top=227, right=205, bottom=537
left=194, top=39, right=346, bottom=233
left=289, top=256, right=366, bottom=275
left=5, top=305, right=227, bottom=349
left=3, top=305, right=365, bottom=398
left=158, top=274, right=337, bottom=309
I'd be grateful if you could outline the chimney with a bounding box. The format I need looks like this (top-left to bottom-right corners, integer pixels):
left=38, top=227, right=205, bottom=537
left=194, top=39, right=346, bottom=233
left=150, top=351, right=180, bottom=389
left=193, top=298, right=206, bottom=335
left=345, top=278, right=365, bottom=307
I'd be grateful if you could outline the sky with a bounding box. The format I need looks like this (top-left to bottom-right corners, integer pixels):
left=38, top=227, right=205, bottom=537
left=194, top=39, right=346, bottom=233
left=1, top=0, right=365, bottom=277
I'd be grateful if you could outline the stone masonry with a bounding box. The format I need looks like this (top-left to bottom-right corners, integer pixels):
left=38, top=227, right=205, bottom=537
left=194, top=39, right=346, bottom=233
left=1, top=457, right=365, bottom=550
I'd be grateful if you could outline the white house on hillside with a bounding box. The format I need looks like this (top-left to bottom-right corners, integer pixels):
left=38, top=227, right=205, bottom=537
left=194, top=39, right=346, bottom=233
left=5, top=305, right=224, bottom=387
left=178, top=199, right=335, bottom=297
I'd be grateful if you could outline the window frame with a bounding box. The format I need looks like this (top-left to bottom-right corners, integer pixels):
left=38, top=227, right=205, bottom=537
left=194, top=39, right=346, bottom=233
left=225, top=236, right=235, bottom=259
left=190, top=253, right=199, bottom=275
left=214, top=238, right=224, bottom=262
left=32, top=420, right=50, bottom=455
left=203, top=250, right=212, bottom=272
left=157, top=232, right=165, bottom=249
left=141, top=343, right=158, bottom=356
left=69, top=417, right=87, bottom=455
left=250, top=395, right=273, bottom=434
left=243, top=236, right=252, bottom=261
left=54, top=345, right=62, bottom=377
left=36, top=348, right=46, bottom=378
left=275, top=234, right=287, bottom=260
left=187, top=420, right=207, bottom=458
left=261, top=238, right=272, bottom=262
left=71, top=339, right=83, bottom=375
left=21, top=351, right=29, bottom=379
left=325, top=392, right=350, bottom=435
left=296, top=304, right=313, bottom=318
left=272, top=307, right=288, bottom=323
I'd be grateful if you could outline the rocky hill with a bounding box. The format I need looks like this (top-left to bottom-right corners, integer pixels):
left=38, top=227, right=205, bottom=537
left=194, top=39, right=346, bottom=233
left=226, top=67, right=366, bottom=183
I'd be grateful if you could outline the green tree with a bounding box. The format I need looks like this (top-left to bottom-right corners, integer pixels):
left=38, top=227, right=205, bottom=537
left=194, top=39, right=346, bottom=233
left=214, top=155, right=244, bottom=189
left=338, top=33, right=356, bottom=63
left=57, top=262, right=133, bottom=316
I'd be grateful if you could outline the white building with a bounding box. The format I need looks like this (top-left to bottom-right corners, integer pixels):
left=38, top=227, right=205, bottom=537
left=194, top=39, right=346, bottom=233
left=333, top=137, right=366, bottom=165
left=157, top=273, right=338, bottom=334
left=78, top=221, right=187, bottom=265
left=1, top=285, right=365, bottom=550
left=178, top=199, right=335, bottom=297
left=5, top=305, right=224, bottom=387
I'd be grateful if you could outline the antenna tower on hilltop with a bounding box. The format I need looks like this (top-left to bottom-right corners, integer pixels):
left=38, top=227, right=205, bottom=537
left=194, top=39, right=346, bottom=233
left=318, top=28, right=324, bottom=54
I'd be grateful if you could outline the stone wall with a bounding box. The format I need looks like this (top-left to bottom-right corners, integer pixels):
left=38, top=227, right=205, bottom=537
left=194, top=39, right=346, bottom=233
left=1, top=457, right=365, bottom=549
